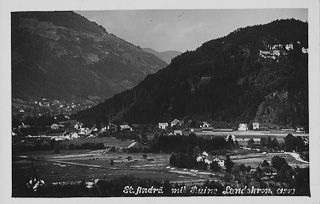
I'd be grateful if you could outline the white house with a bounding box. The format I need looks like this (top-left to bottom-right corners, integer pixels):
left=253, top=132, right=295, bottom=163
left=302, top=47, right=308, bottom=53
left=201, top=122, right=213, bottom=132
left=158, top=123, right=169, bottom=130
left=120, top=125, right=132, bottom=131
left=51, top=123, right=59, bottom=130
left=70, top=132, right=80, bottom=140
left=212, top=156, right=225, bottom=168
left=171, top=119, right=181, bottom=127
left=252, top=122, right=260, bottom=130
left=238, top=123, right=248, bottom=131
left=74, top=122, right=82, bottom=130
left=285, top=44, right=294, bottom=50
left=196, top=151, right=211, bottom=165
left=296, top=127, right=305, bottom=133
left=79, top=127, right=91, bottom=136
left=200, top=122, right=211, bottom=128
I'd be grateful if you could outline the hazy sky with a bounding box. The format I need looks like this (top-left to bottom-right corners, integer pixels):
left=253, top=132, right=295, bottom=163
left=76, top=9, right=307, bottom=52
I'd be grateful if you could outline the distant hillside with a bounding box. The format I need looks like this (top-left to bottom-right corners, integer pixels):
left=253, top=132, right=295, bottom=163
left=11, top=11, right=167, bottom=102
left=142, top=48, right=182, bottom=64
left=74, top=19, right=308, bottom=129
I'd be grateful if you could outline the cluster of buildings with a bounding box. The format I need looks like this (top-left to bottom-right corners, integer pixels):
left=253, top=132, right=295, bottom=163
left=159, top=119, right=259, bottom=133
left=12, top=97, right=99, bottom=118
left=158, top=118, right=306, bottom=136
left=259, top=42, right=308, bottom=60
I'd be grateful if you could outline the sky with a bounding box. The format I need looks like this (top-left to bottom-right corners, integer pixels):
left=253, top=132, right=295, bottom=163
left=76, top=9, right=307, bottom=52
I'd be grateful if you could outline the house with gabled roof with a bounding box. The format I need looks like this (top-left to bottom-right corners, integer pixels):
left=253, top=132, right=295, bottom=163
left=212, top=156, right=225, bottom=168
left=238, top=123, right=248, bottom=131
left=171, top=119, right=181, bottom=127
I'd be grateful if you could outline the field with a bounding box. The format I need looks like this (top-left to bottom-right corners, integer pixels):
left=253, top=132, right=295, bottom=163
left=60, top=137, right=134, bottom=148
left=13, top=149, right=309, bottom=187
left=13, top=132, right=309, bottom=189
left=13, top=150, right=206, bottom=184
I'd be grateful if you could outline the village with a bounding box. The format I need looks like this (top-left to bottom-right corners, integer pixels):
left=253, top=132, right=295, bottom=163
left=12, top=97, right=101, bottom=118
left=12, top=114, right=309, bottom=196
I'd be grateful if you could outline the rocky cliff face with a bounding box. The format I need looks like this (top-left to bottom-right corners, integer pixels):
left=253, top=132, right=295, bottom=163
left=11, top=11, right=167, bottom=102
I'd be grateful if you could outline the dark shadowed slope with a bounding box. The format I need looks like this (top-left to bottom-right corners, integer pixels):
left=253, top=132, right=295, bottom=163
left=12, top=11, right=167, bottom=102
left=74, top=19, right=308, bottom=129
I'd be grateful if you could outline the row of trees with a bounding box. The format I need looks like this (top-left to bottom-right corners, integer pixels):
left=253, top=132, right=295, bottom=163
left=149, top=133, right=228, bottom=153
left=14, top=140, right=105, bottom=153
left=247, top=137, right=281, bottom=149
left=247, top=134, right=307, bottom=153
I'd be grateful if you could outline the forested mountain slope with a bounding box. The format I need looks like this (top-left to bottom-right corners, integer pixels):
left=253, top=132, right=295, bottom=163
left=12, top=11, right=167, bottom=101
left=74, top=19, right=308, bottom=129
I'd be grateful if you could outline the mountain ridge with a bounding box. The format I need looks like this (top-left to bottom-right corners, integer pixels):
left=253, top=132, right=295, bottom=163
left=142, top=48, right=182, bottom=64
left=11, top=11, right=167, bottom=103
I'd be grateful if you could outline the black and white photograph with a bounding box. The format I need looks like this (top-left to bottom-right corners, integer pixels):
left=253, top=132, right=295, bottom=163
left=1, top=0, right=319, bottom=202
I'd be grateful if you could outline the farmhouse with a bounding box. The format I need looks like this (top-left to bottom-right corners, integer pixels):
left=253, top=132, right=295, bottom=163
left=74, top=122, right=83, bottom=130
left=70, top=132, right=80, bottom=140
left=158, top=123, right=169, bottom=130
left=302, top=47, right=308, bottom=53
left=296, top=127, right=305, bottom=133
left=120, top=124, right=132, bottom=131
left=171, top=119, right=181, bottom=127
left=196, top=151, right=211, bottom=164
left=212, top=156, right=225, bottom=168
left=252, top=122, right=259, bottom=130
left=201, top=122, right=213, bottom=132
left=107, top=123, right=117, bottom=131
left=51, top=123, right=59, bottom=130
left=238, top=123, right=248, bottom=131
left=81, top=128, right=91, bottom=136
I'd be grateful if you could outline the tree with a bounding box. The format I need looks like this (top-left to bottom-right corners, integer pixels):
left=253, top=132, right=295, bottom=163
left=210, top=161, right=221, bottom=171
left=143, top=153, right=147, bottom=159
left=227, top=135, right=234, bottom=149
left=247, top=138, right=255, bottom=148
left=196, top=161, right=208, bottom=170
left=271, top=155, right=287, bottom=171
left=284, top=134, right=295, bottom=151
left=270, top=138, right=279, bottom=149
left=246, top=165, right=252, bottom=172
left=110, top=159, right=114, bottom=165
left=189, top=132, right=197, bottom=144
left=261, top=160, right=270, bottom=167
left=225, top=154, right=234, bottom=173
left=234, top=140, right=240, bottom=148
left=109, top=146, right=116, bottom=152
left=279, top=163, right=294, bottom=182
left=231, top=165, right=241, bottom=177
left=260, top=137, right=267, bottom=148
left=169, top=154, right=177, bottom=166
left=239, top=164, right=246, bottom=171
left=284, top=134, right=305, bottom=152
left=193, top=146, right=201, bottom=157
left=267, top=136, right=272, bottom=148
left=69, top=143, right=75, bottom=150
